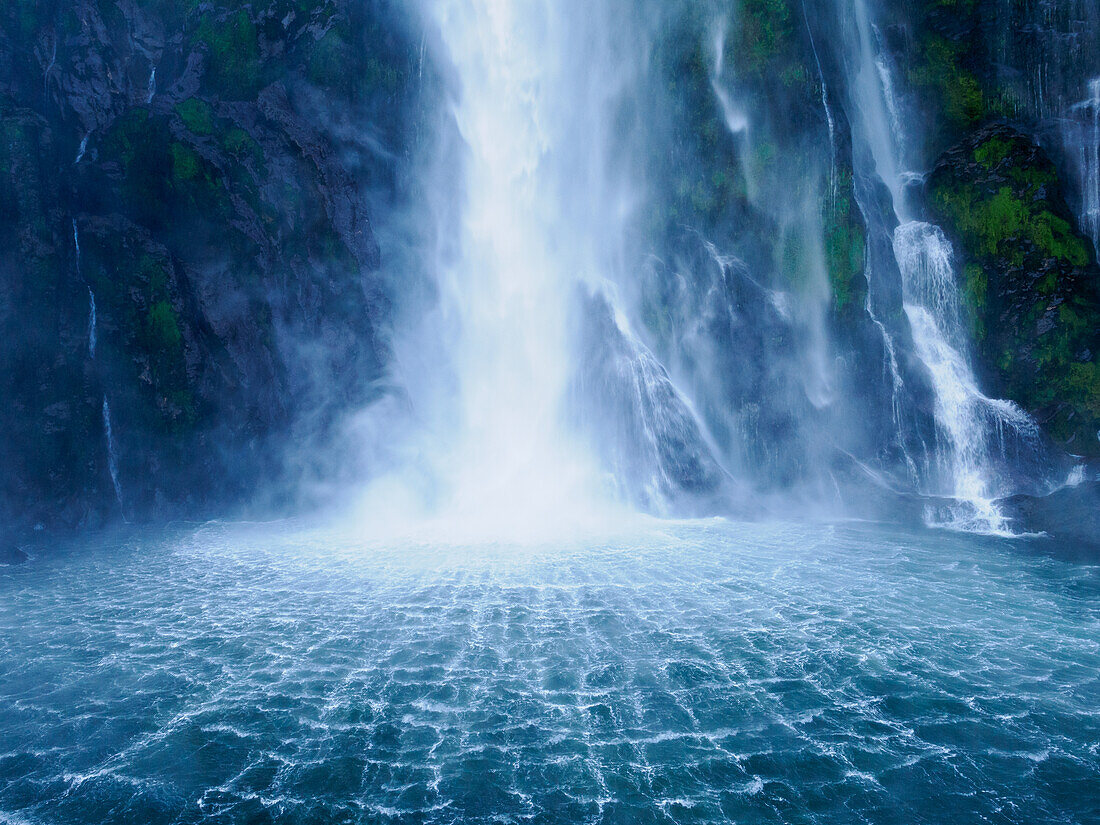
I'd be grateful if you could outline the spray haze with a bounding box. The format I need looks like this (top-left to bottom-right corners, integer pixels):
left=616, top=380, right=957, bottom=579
left=350, top=0, right=674, bottom=540
left=336, top=0, right=1092, bottom=539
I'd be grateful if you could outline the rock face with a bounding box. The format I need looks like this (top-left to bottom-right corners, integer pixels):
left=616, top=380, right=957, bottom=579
left=0, top=1, right=418, bottom=531
left=928, top=124, right=1100, bottom=456
left=2, top=0, right=1098, bottom=533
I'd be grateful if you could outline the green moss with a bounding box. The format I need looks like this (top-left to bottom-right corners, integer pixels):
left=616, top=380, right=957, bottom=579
left=13, top=0, right=40, bottom=39
left=732, top=0, right=794, bottom=78
left=223, top=127, right=262, bottom=166
left=170, top=142, right=201, bottom=182
left=652, top=18, right=747, bottom=232
left=175, top=98, right=215, bottom=136
left=307, top=16, right=407, bottom=101
left=306, top=27, right=348, bottom=90
left=102, top=109, right=173, bottom=223
left=174, top=97, right=263, bottom=174
left=823, top=168, right=866, bottom=313
left=1033, top=212, right=1089, bottom=267
left=910, top=36, right=985, bottom=131
left=973, top=135, right=1010, bottom=168
left=82, top=234, right=197, bottom=432
left=147, top=300, right=182, bottom=351
left=960, top=263, right=987, bottom=339
left=932, top=182, right=1087, bottom=269
left=195, top=10, right=262, bottom=98
left=931, top=128, right=1100, bottom=452
left=102, top=109, right=233, bottom=229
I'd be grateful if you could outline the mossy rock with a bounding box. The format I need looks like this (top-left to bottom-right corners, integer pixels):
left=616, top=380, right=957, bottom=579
left=80, top=227, right=197, bottom=435
left=101, top=108, right=237, bottom=230
left=649, top=13, right=748, bottom=235
left=823, top=166, right=867, bottom=315
left=928, top=124, right=1100, bottom=455
left=194, top=9, right=263, bottom=99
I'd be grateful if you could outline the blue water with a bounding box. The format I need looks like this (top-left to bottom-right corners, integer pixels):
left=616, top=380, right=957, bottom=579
left=1, top=520, right=1098, bottom=824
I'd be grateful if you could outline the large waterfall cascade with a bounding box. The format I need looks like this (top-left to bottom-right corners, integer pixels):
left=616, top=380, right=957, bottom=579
left=345, top=0, right=1092, bottom=538
left=356, top=0, right=701, bottom=539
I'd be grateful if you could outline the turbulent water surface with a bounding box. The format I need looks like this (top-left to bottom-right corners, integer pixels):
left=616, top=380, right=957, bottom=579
left=1, top=522, right=1098, bottom=824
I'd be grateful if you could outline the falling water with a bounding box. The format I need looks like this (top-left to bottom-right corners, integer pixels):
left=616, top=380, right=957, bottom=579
left=42, top=39, right=55, bottom=98
left=353, top=0, right=728, bottom=536
left=102, top=398, right=125, bottom=513
left=87, top=289, right=97, bottom=359
left=356, top=0, right=633, bottom=538
left=73, top=219, right=97, bottom=359
left=850, top=0, right=1045, bottom=532
left=74, top=132, right=89, bottom=165
left=146, top=66, right=156, bottom=104
left=894, top=223, right=1041, bottom=531
left=1076, top=77, right=1100, bottom=253
left=78, top=220, right=119, bottom=509
left=864, top=256, right=921, bottom=485
left=802, top=1, right=837, bottom=193
left=842, top=0, right=929, bottom=490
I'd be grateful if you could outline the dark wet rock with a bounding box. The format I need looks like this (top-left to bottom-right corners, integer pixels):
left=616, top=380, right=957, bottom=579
left=571, top=288, right=732, bottom=511
left=0, top=1, right=419, bottom=530
left=0, top=544, right=29, bottom=565
left=1002, top=478, right=1100, bottom=557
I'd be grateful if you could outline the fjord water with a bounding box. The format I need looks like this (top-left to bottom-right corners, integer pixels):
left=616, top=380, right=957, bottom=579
left=2, top=522, right=1099, bottom=823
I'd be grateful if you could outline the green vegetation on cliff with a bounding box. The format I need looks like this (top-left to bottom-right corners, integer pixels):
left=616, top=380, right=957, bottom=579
left=823, top=168, right=866, bottom=314
left=195, top=9, right=263, bottom=98
left=929, top=125, right=1100, bottom=454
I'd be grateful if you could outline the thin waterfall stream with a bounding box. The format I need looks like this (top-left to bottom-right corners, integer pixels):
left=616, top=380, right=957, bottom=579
left=74, top=218, right=123, bottom=515
left=849, top=0, right=1051, bottom=531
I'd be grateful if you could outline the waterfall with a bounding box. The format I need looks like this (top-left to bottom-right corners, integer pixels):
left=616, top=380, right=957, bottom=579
left=711, top=22, right=749, bottom=135
left=77, top=219, right=119, bottom=511
left=356, top=0, right=630, bottom=538
left=894, top=223, right=1042, bottom=531
left=146, top=66, right=157, bottom=104
left=43, top=39, right=55, bottom=97
left=848, top=0, right=1046, bottom=532
left=88, top=288, right=97, bottom=359
left=1074, top=77, right=1100, bottom=254
left=73, top=219, right=97, bottom=359
left=423, top=0, right=607, bottom=527
left=74, top=132, right=89, bottom=165
left=863, top=255, right=921, bottom=485
left=102, top=398, right=125, bottom=514
left=351, top=0, right=728, bottom=536
left=802, top=1, right=837, bottom=195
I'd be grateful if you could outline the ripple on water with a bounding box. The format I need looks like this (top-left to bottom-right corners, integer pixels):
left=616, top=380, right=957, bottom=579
left=0, top=520, right=1099, bottom=824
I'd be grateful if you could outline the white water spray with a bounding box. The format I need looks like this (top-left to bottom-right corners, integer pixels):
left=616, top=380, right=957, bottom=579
left=354, top=0, right=659, bottom=540
left=850, top=0, right=1046, bottom=532
left=894, top=223, right=1041, bottom=531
